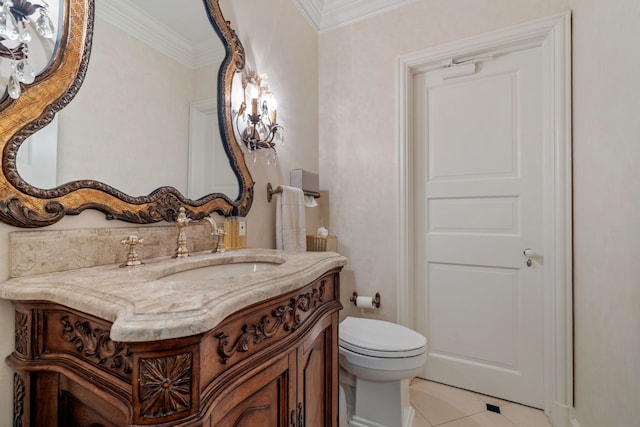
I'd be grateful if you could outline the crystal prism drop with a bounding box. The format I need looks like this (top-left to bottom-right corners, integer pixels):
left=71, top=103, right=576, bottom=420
left=19, top=24, right=31, bottom=43
left=245, top=130, right=252, bottom=152
left=8, top=73, right=21, bottom=99
left=5, top=8, right=19, bottom=41
left=14, top=60, right=35, bottom=84
left=0, top=9, right=8, bottom=36
left=257, top=122, right=266, bottom=140
left=36, top=9, right=54, bottom=38
left=276, top=128, right=284, bottom=145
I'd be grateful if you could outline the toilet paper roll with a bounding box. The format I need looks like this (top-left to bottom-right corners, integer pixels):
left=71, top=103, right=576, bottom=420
left=355, top=296, right=375, bottom=308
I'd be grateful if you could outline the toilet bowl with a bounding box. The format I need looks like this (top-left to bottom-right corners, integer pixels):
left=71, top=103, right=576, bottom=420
left=339, top=316, right=427, bottom=427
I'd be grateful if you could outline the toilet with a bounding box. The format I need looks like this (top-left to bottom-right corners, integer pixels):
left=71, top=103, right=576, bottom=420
left=339, top=316, right=427, bottom=427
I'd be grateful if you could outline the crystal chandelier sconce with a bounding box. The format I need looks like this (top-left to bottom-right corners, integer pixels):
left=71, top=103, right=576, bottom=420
left=233, top=71, right=284, bottom=164
left=0, top=0, right=55, bottom=99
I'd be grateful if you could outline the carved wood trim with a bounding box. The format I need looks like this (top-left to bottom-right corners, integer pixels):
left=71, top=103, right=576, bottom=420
left=216, top=282, right=326, bottom=364
left=14, top=310, right=30, bottom=357
left=204, top=0, right=253, bottom=218
left=60, top=315, right=132, bottom=377
left=13, top=373, right=25, bottom=427
left=139, top=353, right=193, bottom=419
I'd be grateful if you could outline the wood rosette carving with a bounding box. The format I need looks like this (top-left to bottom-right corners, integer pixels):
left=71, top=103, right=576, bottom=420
left=0, top=0, right=254, bottom=227
left=60, top=315, right=132, bottom=377
left=139, top=353, right=193, bottom=419
left=14, top=310, right=30, bottom=358
left=216, top=282, right=326, bottom=363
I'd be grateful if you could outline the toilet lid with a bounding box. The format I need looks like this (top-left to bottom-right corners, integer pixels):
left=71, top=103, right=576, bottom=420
left=339, top=316, right=426, bottom=358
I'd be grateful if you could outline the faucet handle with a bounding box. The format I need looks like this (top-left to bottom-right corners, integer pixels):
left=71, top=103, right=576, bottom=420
left=174, top=207, right=192, bottom=258
left=215, top=228, right=226, bottom=253
left=175, top=207, right=191, bottom=229
left=120, top=235, right=144, bottom=267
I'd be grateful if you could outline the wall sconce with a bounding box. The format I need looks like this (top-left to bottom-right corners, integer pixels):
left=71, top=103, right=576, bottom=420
left=233, top=70, right=284, bottom=165
left=0, top=0, right=55, bottom=99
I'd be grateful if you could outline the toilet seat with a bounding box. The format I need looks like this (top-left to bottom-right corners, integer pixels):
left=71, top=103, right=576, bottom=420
left=339, top=316, right=426, bottom=358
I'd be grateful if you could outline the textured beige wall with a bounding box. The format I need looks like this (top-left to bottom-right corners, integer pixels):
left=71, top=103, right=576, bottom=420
left=319, top=0, right=570, bottom=322
left=570, top=0, right=640, bottom=425
left=0, top=1, right=318, bottom=423
left=319, top=0, right=639, bottom=426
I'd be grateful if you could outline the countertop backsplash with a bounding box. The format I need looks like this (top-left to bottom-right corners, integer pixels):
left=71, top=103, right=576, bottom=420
left=9, top=223, right=215, bottom=278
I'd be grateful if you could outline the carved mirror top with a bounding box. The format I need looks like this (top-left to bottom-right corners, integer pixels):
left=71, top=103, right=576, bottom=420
left=0, top=0, right=253, bottom=227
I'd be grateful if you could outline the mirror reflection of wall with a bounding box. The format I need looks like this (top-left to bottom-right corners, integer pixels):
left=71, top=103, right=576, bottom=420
left=16, top=0, right=239, bottom=200
left=16, top=116, right=58, bottom=188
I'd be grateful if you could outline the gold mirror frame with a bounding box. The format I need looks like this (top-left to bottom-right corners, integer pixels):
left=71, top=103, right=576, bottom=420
left=0, top=0, right=253, bottom=228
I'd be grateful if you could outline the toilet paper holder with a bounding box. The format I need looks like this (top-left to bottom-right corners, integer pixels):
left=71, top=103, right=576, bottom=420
left=349, top=291, right=381, bottom=309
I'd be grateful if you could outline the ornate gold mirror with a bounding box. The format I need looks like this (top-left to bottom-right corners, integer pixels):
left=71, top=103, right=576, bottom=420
left=0, top=0, right=252, bottom=227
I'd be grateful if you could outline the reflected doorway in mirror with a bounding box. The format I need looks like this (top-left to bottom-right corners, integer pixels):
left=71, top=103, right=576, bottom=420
left=188, top=98, right=239, bottom=200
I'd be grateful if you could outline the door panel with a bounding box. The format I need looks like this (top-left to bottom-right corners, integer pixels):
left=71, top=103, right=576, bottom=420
left=414, top=47, right=544, bottom=408
left=212, top=353, right=293, bottom=427
left=428, top=263, right=518, bottom=367
left=428, top=72, right=519, bottom=181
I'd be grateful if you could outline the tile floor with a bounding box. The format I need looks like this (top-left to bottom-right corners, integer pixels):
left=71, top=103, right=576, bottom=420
left=410, top=378, right=553, bottom=427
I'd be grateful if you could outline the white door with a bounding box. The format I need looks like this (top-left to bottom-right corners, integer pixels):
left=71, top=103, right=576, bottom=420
left=414, top=46, right=545, bottom=408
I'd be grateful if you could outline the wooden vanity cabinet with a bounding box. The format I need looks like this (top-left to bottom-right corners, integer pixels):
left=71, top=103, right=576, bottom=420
left=7, top=268, right=342, bottom=427
left=210, top=314, right=336, bottom=427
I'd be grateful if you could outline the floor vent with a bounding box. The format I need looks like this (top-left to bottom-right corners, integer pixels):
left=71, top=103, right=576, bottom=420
left=486, top=403, right=501, bottom=414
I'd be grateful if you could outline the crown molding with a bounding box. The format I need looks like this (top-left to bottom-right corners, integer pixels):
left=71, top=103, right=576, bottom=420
left=96, top=1, right=224, bottom=69
left=295, top=0, right=419, bottom=32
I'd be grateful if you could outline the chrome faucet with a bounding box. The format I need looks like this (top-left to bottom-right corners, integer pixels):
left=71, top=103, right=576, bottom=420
left=173, top=207, right=225, bottom=258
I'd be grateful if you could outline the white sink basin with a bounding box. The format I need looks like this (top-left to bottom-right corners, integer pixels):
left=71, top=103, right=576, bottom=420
left=161, top=262, right=279, bottom=281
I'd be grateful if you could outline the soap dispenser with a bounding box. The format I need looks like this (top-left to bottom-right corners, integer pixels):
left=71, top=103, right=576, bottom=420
left=236, top=216, right=247, bottom=248
left=223, top=216, right=235, bottom=249
left=222, top=209, right=247, bottom=249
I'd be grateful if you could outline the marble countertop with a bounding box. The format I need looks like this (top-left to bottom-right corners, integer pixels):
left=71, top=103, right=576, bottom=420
left=0, top=249, right=347, bottom=342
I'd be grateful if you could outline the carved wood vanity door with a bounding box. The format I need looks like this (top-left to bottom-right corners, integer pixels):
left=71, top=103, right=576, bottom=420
left=211, top=314, right=338, bottom=427
left=298, top=315, right=337, bottom=427
left=211, top=350, right=295, bottom=427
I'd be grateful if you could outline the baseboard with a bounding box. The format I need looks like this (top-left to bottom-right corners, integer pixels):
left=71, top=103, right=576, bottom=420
left=403, top=406, right=415, bottom=427
left=348, top=416, right=388, bottom=427
left=549, top=400, right=579, bottom=427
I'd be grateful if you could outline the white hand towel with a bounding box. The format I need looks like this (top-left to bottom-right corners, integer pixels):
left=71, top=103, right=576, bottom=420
left=276, top=186, right=306, bottom=251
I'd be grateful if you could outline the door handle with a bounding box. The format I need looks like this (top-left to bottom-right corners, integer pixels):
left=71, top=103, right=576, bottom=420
left=523, top=248, right=538, bottom=267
